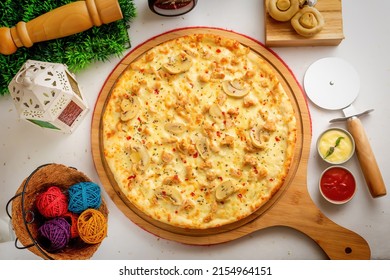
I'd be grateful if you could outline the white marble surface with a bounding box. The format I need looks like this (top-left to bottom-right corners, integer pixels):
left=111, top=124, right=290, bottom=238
left=0, top=0, right=389, bottom=260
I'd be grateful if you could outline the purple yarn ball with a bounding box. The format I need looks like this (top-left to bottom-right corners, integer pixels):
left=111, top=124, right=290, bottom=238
left=38, top=217, right=71, bottom=252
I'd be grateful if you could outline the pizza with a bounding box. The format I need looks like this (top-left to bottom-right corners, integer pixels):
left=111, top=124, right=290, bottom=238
left=102, top=33, right=297, bottom=229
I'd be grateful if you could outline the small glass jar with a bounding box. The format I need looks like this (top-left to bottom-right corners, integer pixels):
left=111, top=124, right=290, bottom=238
left=148, top=0, right=198, bottom=17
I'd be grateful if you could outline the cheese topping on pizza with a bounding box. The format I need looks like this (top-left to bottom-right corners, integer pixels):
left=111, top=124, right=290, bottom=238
left=102, top=34, right=297, bottom=229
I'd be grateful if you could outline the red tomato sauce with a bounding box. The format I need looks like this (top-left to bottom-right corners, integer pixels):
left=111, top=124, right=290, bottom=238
left=320, top=167, right=356, bottom=202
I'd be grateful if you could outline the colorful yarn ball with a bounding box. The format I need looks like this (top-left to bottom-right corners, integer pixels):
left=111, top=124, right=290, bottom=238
left=68, top=182, right=101, bottom=214
left=38, top=217, right=71, bottom=252
left=36, top=186, right=68, bottom=218
left=62, top=212, right=79, bottom=239
left=77, top=209, right=107, bottom=244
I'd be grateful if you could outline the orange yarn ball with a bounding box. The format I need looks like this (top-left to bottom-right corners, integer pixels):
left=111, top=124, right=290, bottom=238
left=36, top=186, right=68, bottom=218
left=62, top=212, right=80, bottom=239
left=77, top=209, right=107, bottom=244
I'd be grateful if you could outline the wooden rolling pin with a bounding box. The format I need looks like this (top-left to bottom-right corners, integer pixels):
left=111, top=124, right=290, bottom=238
left=0, top=0, right=123, bottom=55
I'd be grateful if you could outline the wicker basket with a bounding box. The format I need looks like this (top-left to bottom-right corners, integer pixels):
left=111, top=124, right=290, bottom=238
left=7, top=163, right=108, bottom=260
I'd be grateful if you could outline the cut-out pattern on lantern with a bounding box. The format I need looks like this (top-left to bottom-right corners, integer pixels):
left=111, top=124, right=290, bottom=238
left=8, top=60, right=89, bottom=133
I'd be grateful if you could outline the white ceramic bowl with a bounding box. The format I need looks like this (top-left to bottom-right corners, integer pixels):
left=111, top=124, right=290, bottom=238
left=319, top=166, right=356, bottom=204
left=317, top=127, right=355, bottom=164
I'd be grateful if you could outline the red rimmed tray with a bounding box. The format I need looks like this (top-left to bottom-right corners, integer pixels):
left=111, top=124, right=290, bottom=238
left=91, top=27, right=370, bottom=259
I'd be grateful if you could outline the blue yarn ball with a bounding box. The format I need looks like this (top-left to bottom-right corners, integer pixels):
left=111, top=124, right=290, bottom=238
left=68, top=182, right=101, bottom=214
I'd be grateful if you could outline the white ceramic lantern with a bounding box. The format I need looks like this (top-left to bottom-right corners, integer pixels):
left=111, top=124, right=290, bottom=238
left=8, top=60, right=88, bottom=133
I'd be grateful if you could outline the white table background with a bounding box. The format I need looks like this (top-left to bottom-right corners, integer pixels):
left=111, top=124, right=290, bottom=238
left=0, top=0, right=389, bottom=260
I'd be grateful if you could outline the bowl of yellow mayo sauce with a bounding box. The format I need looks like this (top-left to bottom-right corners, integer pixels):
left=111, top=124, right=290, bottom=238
left=317, top=127, right=355, bottom=164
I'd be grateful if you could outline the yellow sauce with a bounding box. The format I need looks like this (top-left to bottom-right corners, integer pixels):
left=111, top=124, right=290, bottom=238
left=318, top=129, right=354, bottom=164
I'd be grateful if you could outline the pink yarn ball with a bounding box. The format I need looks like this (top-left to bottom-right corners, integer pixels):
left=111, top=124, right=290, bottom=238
left=36, top=186, right=68, bottom=218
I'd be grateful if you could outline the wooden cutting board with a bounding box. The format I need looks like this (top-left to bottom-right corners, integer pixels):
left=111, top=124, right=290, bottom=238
left=91, top=27, right=370, bottom=259
left=264, top=0, right=345, bottom=47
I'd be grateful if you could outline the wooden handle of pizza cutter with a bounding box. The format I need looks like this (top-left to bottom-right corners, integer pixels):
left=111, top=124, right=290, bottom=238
left=347, top=117, right=387, bottom=198
left=0, top=0, right=123, bottom=55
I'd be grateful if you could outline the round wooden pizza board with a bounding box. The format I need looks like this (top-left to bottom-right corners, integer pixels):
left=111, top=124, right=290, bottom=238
left=91, top=27, right=370, bottom=259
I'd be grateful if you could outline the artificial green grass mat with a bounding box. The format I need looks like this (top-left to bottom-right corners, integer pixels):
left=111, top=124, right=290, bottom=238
left=0, top=0, right=136, bottom=96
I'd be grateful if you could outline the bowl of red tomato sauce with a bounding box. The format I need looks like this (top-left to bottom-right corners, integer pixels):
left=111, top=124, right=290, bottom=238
left=319, top=166, right=356, bottom=204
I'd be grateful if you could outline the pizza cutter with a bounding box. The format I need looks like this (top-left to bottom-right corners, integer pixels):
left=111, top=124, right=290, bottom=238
left=304, top=57, right=387, bottom=198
